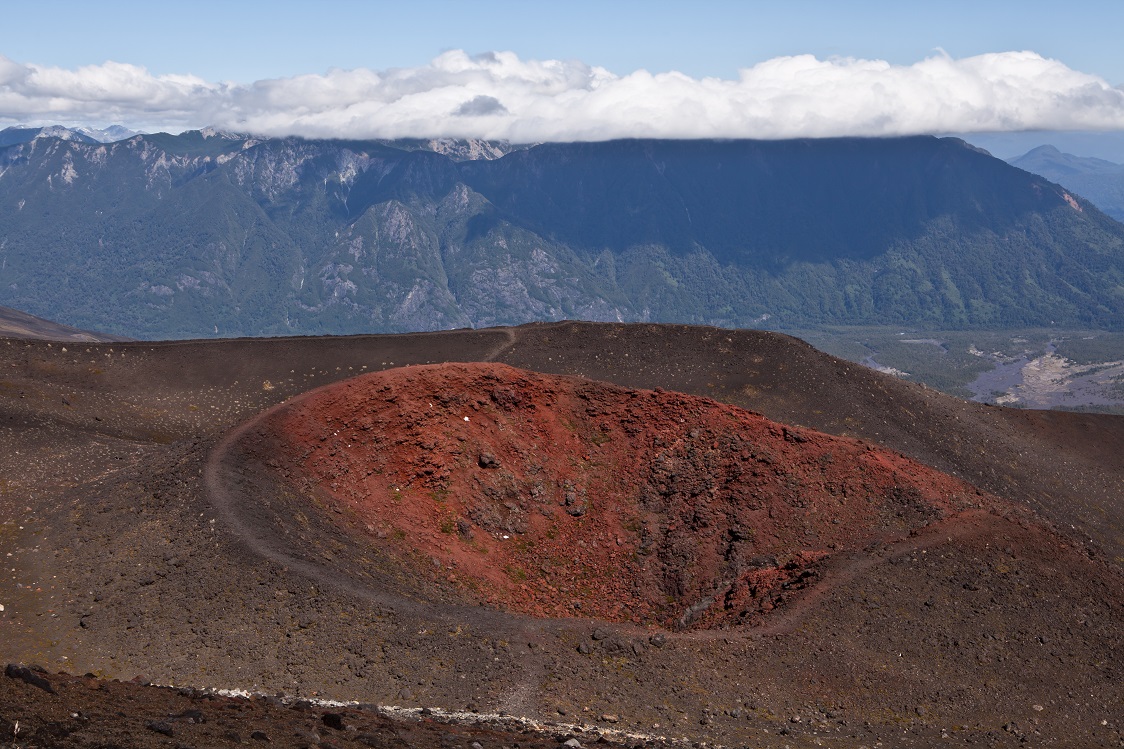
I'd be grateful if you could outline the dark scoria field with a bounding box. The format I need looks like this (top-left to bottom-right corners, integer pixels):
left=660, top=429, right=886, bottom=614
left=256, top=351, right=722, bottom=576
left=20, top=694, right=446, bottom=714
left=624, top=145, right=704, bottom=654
left=1, top=322, right=1121, bottom=748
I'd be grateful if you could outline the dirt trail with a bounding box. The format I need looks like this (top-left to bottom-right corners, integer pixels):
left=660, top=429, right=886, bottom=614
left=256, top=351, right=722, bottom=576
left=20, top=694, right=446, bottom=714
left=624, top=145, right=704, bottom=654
left=481, top=326, right=518, bottom=362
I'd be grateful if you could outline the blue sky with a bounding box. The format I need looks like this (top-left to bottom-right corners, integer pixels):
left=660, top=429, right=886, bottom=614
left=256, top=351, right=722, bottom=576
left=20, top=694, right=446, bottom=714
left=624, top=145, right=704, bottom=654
left=2, top=0, right=1123, bottom=151
left=5, top=0, right=1124, bottom=85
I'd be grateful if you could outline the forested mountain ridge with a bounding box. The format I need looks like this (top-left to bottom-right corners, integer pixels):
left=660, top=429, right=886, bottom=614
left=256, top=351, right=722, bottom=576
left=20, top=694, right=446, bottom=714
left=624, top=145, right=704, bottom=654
left=1, top=131, right=1122, bottom=339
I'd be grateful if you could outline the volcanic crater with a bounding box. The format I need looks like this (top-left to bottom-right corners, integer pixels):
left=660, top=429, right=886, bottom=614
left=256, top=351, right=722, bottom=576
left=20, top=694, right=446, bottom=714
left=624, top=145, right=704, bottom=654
left=260, top=362, right=1007, bottom=629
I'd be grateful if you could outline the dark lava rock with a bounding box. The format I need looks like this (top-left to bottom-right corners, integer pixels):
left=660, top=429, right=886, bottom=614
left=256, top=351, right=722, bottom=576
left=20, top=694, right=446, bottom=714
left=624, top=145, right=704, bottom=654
left=5, top=664, right=55, bottom=694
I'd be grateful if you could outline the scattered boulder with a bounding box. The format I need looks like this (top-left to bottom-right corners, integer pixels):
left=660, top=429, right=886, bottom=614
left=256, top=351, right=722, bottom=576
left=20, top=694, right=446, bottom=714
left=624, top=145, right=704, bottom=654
left=5, top=664, right=55, bottom=694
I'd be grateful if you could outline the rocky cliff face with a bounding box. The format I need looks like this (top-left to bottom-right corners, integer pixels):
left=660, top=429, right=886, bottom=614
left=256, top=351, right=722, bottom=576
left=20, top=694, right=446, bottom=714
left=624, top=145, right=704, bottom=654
left=1, top=131, right=1123, bottom=338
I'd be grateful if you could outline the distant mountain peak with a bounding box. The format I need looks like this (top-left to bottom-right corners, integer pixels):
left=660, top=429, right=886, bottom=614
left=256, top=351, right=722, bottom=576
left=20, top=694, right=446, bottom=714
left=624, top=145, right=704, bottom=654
left=376, top=137, right=526, bottom=161
left=1007, top=144, right=1124, bottom=222
left=35, top=125, right=95, bottom=142
left=0, top=125, right=96, bottom=147
left=74, top=124, right=143, bottom=143
left=1012, top=144, right=1122, bottom=170
left=422, top=137, right=518, bottom=161
left=0, top=123, right=142, bottom=147
left=197, top=126, right=247, bottom=140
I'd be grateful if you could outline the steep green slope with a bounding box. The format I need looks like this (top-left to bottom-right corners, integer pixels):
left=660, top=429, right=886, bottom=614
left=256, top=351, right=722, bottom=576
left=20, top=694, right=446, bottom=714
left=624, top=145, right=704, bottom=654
left=1, top=132, right=1122, bottom=338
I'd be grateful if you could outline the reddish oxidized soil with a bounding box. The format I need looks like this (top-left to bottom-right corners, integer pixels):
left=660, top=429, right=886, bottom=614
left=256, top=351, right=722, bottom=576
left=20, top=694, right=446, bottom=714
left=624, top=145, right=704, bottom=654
left=268, top=363, right=1006, bottom=629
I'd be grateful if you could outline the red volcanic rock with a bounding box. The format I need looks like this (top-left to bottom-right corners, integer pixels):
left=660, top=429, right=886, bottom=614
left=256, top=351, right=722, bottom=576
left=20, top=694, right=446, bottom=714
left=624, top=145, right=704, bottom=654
left=268, top=363, right=1001, bottom=629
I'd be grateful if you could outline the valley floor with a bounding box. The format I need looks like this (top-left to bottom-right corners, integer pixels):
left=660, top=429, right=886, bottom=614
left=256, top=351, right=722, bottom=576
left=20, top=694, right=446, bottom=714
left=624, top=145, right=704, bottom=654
left=791, top=326, right=1124, bottom=413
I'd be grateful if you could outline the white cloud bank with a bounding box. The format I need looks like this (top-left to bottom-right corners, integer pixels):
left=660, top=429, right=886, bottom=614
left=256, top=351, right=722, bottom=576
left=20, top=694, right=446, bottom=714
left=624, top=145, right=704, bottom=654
left=2, top=50, right=1124, bottom=141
